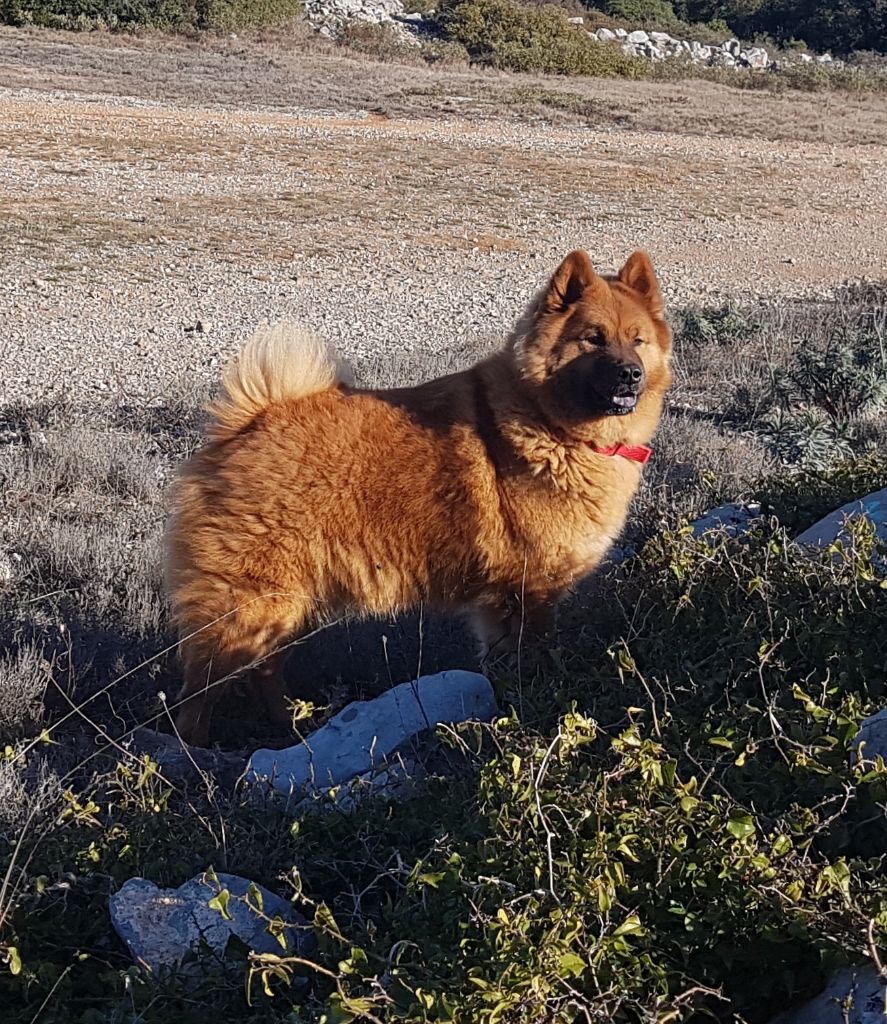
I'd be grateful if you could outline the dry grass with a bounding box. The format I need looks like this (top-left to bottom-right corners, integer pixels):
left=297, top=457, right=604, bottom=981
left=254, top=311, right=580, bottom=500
left=2, top=24, right=887, bottom=145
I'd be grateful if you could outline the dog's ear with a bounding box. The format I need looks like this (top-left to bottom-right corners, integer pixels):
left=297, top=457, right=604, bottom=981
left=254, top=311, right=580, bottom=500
left=543, top=250, right=597, bottom=312
left=618, top=250, right=664, bottom=318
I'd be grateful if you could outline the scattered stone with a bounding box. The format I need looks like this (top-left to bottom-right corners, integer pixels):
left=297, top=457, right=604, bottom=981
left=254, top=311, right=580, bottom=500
left=302, top=0, right=419, bottom=39
left=567, top=16, right=583, bottom=24
left=794, top=487, right=887, bottom=551
left=692, top=502, right=763, bottom=539
left=768, top=966, right=885, bottom=1024
left=109, top=872, right=314, bottom=974
left=248, top=670, right=498, bottom=797
left=591, top=24, right=837, bottom=71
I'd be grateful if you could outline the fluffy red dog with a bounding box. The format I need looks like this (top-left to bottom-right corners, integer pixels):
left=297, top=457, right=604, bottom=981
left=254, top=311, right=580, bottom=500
left=165, top=250, right=672, bottom=745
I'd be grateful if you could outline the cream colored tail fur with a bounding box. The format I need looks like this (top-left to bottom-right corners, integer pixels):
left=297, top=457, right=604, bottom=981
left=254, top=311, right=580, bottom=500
left=209, top=321, right=353, bottom=436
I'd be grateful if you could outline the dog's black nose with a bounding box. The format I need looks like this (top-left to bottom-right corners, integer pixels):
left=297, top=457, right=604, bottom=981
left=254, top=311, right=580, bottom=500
left=617, top=363, right=644, bottom=389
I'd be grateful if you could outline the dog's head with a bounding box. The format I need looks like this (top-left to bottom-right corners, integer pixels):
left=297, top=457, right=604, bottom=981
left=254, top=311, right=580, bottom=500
left=511, top=249, right=672, bottom=441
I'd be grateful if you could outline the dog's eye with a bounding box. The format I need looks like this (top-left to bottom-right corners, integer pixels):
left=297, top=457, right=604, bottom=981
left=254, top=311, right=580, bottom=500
left=582, top=333, right=606, bottom=348
left=634, top=337, right=646, bottom=347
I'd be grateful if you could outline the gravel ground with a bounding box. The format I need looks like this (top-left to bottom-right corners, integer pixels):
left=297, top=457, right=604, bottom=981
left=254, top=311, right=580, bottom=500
left=1, top=45, right=886, bottom=407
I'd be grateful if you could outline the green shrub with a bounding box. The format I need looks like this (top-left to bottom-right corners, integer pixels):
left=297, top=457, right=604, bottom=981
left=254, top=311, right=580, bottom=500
left=3, top=519, right=887, bottom=1022
left=0, top=0, right=301, bottom=32
left=440, top=0, right=646, bottom=75
left=675, top=302, right=749, bottom=347
left=673, top=0, right=887, bottom=55
left=758, top=325, right=887, bottom=467
left=598, top=0, right=680, bottom=27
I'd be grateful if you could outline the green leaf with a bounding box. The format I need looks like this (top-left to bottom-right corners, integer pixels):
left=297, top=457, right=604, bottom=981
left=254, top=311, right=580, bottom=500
left=208, top=888, right=233, bottom=921
left=7, top=946, right=22, bottom=975
left=771, top=834, right=792, bottom=857
left=726, top=811, right=755, bottom=841
left=708, top=736, right=733, bottom=750
left=558, top=952, right=585, bottom=978
left=612, top=914, right=645, bottom=938
left=247, top=882, right=264, bottom=912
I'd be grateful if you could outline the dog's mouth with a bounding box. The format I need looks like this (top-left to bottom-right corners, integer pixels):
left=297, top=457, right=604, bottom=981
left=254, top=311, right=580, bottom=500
left=603, top=392, right=640, bottom=416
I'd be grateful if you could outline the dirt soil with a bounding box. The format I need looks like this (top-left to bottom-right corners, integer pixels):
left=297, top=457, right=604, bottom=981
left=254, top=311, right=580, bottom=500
left=1, top=27, right=886, bottom=406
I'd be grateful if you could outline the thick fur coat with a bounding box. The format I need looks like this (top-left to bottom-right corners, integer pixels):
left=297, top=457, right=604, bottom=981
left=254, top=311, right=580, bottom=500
left=165, top=249, right=673, bottom=744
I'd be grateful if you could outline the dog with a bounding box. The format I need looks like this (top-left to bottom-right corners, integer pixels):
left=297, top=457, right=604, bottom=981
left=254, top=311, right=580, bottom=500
left=164, top=249, right=672, bottom=745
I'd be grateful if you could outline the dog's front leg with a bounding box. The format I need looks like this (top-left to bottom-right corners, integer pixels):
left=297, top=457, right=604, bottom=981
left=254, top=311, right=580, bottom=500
left=469, top=591, right=564, bottom=666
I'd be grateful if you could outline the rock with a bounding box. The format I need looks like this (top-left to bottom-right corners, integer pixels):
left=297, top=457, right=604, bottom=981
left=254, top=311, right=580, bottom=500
left=768, top=966, right=885, bottom=1024
left=649, top=31, right=672, bottom=44
left=794, top=487, right=887, bottom=552
left=613, top=27, right=627, bottom=39
left=712, top=50, right=736, bottom=67
left=302, top=0, right=415, bottom=39
left=568, top=16, right=583, bottom=24
left=817, top=53, right=834, bottom=63
left=626, top=29, right=649, bottom=45
left=745, top=46, right=769, bottom=69
left=799, top=52, right=813, bottom=63
left=691, top=502, right=763, bottom=540
left=109, top=872, right=314, bottom=973
left=853, top=709, right=887, bottom=764
left=595, top=27, right=616, bottom=41
left=248, top=670, right=497, bottom=797
left=724, top=37, right=741, bottom=55
left=297, top=755, right=425, bottom=814
left=127, top=727, right=246, bottom=787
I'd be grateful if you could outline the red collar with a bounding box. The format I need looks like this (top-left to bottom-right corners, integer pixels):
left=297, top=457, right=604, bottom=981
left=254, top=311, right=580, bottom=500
left=587, top=442, right=653, bottom=465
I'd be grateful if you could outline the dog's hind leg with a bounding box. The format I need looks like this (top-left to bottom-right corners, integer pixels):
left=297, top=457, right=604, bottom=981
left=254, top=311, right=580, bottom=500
left=172, top=590, right=311, bottom=746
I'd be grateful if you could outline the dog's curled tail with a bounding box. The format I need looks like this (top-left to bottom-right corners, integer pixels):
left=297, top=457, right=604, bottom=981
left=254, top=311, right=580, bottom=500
left=209, top=320, right=353, bottom=438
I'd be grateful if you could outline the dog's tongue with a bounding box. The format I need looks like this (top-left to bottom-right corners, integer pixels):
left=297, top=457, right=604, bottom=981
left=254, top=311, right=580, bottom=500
left=612, top=395, right=638, bottom=409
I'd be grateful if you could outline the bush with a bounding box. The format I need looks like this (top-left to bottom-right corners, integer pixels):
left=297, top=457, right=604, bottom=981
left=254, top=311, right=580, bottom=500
left=0, top=0, right=302, bottom=32
left=440, top=0, right=646, bottom=75
left=673, top=0, right=887, bottom=55
left=758, top=323, right=887, bottom=467
left=7, top=522, right=886, bottom=1022
left=597, top=0, right=680, bottom=27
